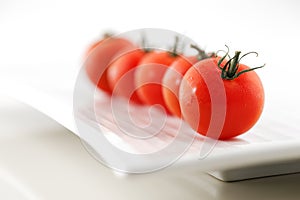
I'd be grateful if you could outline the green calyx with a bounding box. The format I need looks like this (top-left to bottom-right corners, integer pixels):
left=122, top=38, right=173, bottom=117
left=217, top=45, right=265, bottom=80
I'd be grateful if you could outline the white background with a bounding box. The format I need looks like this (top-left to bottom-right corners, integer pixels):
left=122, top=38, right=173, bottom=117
left=1, top=1, right=300, bottom=199
left=1, top=0, right=300, bottom=110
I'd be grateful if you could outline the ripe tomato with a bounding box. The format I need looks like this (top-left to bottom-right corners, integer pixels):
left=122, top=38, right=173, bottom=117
left=107, top=49, right=146, bottom=104
left=162, top=45, right=214, bottom=117
left=179, top=52, right=264, bottom=140
left=162, top=56, right=198, bottom=117
left=85, top=33, right=112, bottom=57
left=85, top=36, right=135, bottom=94
left=135, top=50, right=179, bottom=113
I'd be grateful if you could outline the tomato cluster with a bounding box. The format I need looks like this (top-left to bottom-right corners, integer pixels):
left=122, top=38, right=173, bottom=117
left=84, top=34, right=265, bottom=140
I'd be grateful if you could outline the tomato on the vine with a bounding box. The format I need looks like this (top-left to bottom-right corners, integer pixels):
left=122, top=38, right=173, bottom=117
left=135, top=51, right=178, bottom=112
left=85, top=33, right=112, bottom=57
left=107, top=49, right=146, bottom=104
left=179, top=49, right=265, bottom=140
left=135, top=38, right=180, bottom=113
left=162, top=45, right=214, bottom=117
left=85, top=35, right=135, bottom=94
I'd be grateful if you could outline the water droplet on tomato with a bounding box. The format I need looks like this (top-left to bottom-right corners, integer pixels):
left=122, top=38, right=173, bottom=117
left=192, top=87, right=197, bottom=94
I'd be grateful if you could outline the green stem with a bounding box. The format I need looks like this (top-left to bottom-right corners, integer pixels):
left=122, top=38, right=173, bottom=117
left=217, top=46, right=265, bottom=80
left=227, top=51, right=241, bottom=77
left=190, top=44, right=213, bottom=60
left=141, top=34, right=152, bottom=53
left=170, top=36, right=179, bottom=57
left=217, top=45, right=230, bottom=70
left=102, top=32, right=114, bottom=39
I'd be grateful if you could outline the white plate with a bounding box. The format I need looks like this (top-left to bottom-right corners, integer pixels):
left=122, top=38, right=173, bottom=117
left=1, top=58, right=300, bottom=181
left=71, top=69, right=300, bottom=180
left=1, top=0, right=300, bottom=182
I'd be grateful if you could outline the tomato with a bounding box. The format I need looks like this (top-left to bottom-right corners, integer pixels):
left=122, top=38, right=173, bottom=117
left=162, top=56, right=198, bottom=117
left=85, top=36, right=135, bottom=94
left=162, top=45, right=214, bottom=117
left=179, top=51, right=264, bottom=140
left=107, top=49, right=146, bottom=104
left=135, top=50, right=179, bottom=112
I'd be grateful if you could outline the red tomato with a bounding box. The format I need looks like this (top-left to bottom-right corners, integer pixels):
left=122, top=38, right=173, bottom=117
left=107, top=49, right=146, bottom=104
left=180, top=53, right=264, bottom=140
left=162, top=45, right=214, bottom=117
left=135, top=51, right=178, bottom=112
left=162, top=56, right=198, bottom=117
left=85, top=33, right=115, bottom=57
left=85, top=36, right=135, bottom=94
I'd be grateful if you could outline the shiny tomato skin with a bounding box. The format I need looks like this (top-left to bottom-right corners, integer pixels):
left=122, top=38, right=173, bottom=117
left=85, top=37, right=135, bottom=94
left=180, top=58, right=264, bottom=140
left=162, top=56, right=198, bottom=117
left=107, top=49, right=145, bottom=104
left=135, top=51, right=178, bottom=112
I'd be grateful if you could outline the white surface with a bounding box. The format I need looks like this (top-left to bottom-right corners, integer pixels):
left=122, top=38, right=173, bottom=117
left=0, top=96, right=300, bottom=199
left=1, top=0, right=300, bottom=181
left=73, top=80, right=300, bottom=174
